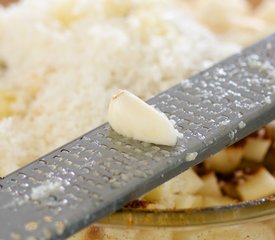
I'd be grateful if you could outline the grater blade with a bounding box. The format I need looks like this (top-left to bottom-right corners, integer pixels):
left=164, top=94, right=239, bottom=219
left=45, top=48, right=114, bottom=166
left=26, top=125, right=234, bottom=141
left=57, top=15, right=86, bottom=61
left=0, top=33, right=275, bottom=240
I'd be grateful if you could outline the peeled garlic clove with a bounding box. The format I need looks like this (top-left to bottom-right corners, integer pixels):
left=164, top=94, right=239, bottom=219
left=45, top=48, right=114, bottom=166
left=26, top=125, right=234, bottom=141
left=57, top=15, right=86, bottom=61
left=108, top=89, right=178, bottom=146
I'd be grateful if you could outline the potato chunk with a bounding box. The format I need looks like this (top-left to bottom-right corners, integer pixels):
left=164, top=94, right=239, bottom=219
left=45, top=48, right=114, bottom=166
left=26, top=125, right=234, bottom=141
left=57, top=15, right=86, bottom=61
left=144, top=169, right=203, bottom=208
left=243, top=138, right=271, bottom=162
left=237, top=167, right=275, bottom=201
left=198, top=172, right=222, bottom=198
left=175, top=194, right=203, bottom=209
left=205, top=148, right=243, bottom=174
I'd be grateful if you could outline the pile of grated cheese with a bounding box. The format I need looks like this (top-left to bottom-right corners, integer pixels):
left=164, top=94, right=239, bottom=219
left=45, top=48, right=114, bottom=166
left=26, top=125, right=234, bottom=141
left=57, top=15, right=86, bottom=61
left=0, top=0, right=240, bottom=176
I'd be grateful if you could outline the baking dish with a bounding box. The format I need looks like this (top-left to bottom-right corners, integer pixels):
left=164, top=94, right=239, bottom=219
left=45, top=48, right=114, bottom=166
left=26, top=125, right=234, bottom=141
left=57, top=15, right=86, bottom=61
left=75, top=196, right=275, bottom=240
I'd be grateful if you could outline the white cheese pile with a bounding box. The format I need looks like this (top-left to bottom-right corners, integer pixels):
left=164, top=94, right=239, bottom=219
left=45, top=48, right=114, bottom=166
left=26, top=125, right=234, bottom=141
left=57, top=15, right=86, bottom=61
left=0, top=0, right=238, bottom=176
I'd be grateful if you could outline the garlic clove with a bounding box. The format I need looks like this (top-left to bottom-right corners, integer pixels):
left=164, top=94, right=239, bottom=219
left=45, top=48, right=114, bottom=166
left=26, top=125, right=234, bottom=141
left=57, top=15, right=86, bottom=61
left=108, top=89, right=178, bottom=146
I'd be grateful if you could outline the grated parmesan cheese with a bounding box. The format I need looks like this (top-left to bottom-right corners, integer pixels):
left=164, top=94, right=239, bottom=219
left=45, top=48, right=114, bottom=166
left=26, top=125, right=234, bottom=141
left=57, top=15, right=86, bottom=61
left=0, top=0, right=238, bottom=176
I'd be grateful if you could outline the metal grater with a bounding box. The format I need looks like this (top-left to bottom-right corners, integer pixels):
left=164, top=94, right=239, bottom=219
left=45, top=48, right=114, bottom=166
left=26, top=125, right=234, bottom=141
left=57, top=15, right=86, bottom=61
left=0, top=34, right=275, bottom=240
